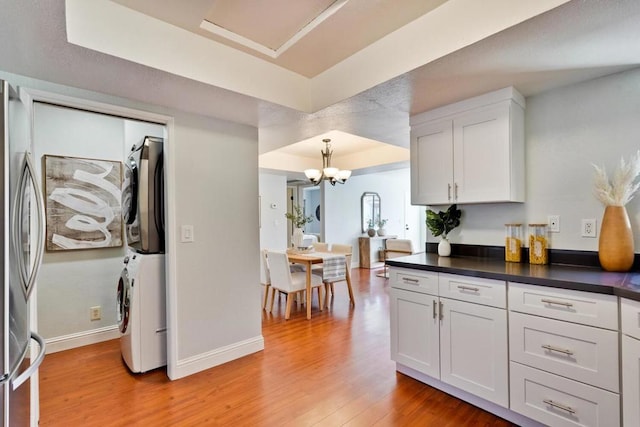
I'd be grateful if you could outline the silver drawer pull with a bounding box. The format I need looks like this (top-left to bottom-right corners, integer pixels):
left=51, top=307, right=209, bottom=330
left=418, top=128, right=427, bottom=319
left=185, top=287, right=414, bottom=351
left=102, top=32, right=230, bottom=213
left=543, top=399, right=576, bottom=414
left=457, top=285, right=480, bottom=292
left=402, top=277, right=419, bottom=284
left=433, top=300, right=437, bottom=320
left=541, top=344, right=574, bottom=356
left=541, top=298, right=574, bottom=308
left=439, top=300, right=444, bottom=321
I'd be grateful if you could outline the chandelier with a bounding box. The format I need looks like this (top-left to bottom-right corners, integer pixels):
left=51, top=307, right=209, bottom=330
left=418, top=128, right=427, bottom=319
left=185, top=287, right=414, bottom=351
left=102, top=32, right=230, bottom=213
left=304, top=139, right=352, bottom=186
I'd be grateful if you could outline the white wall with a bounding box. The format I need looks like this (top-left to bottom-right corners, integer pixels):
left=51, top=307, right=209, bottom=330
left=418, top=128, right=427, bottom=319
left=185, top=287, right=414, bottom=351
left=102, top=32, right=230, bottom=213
left=171, top=111, right=261, bottom=366
left=323, top=168, right=425, bottom=265
left=427, top=68, right=640, bottom=252
left=258, top=172, right=288, bottom=282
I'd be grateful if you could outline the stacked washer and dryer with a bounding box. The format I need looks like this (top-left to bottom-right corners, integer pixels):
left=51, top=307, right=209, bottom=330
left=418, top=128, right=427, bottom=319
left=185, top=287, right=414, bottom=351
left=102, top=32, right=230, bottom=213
left=116, top=136, right=167, bottom=373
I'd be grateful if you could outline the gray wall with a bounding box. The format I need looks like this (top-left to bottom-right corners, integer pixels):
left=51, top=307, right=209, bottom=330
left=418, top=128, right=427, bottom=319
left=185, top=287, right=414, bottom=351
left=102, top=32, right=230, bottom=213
left=432, top=68, right=640, bottom=251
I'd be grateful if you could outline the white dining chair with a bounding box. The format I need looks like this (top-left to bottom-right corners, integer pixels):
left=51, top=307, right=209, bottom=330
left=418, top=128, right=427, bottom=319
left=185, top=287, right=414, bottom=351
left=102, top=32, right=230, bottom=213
left=267, top=251, right=325, bottom=320
left=260, top=249, right=271, bottom=310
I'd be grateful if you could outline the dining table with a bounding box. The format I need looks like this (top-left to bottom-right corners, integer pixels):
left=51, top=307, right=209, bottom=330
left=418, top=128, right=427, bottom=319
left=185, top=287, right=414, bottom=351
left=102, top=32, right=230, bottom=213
left=287, top=251, right=352, bottom=320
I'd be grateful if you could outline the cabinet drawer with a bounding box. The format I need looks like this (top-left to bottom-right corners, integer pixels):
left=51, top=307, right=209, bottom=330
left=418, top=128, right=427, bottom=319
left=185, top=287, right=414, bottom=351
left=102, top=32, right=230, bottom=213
left=389, top=267, right=438, bottom=295
left=510, top=362, right=620, bottom=427
left=508, top=282, right=618, bottom=329
left=621, top=298, right=640, bottom=340
left=439, top=273, right=506, bottom=308
left=509, top=312, right=619, bottom=392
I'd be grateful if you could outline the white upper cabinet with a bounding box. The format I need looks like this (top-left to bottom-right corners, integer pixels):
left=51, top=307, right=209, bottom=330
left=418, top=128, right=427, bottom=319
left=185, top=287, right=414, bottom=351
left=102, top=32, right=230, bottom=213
left=410, top=87, right=525, bottom=205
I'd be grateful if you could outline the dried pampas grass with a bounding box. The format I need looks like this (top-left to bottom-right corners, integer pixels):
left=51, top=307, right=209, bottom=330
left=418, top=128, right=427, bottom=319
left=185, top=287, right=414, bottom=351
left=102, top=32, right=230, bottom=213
left=592, top=150, right=640, bottom=206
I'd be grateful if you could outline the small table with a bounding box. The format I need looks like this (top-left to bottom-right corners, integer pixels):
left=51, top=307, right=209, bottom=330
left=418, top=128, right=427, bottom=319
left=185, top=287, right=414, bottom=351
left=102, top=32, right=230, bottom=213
left=287, top=252, right=352, bottom=320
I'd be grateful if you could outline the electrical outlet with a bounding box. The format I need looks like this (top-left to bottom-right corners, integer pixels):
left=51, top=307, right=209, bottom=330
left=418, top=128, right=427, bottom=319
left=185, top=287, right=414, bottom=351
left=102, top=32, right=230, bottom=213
left=90, top=306, right=101, bottom=321
left=548, top=215, right=560, bottom=233
left=582, top=219, right=597, bottom=238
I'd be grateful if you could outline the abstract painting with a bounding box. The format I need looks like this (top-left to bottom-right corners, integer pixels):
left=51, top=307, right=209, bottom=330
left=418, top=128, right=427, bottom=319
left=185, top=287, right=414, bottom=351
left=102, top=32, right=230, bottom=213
left=44, top=155, right=123, bottom=251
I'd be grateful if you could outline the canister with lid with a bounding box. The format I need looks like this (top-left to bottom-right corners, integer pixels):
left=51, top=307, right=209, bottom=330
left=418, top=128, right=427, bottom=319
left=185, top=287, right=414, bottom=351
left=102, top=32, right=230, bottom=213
left=505, top=224, right=522, bottom=262
left=528, top=223, right=549, bottom=265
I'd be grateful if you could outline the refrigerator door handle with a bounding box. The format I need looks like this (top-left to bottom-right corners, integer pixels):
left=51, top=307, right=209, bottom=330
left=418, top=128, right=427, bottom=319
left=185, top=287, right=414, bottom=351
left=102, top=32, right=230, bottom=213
left=12, top=332, right=46, bottom=390
left=11, top=151, right=46, bottom=300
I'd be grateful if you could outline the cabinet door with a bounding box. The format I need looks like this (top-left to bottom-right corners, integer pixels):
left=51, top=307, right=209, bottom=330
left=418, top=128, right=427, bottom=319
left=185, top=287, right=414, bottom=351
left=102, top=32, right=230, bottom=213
left=410, top=119, right=453, bottom=205
left=453, top=103, right=512, bottom=203
left=439, top=298, right=508, bottom=407
left=390, top=288, right=440, bottom=378
left=623, top=334, right=640, bottom=427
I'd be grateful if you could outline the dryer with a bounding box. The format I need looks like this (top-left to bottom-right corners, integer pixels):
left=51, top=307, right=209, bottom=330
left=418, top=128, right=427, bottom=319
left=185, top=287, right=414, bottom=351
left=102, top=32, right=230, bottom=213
left=117, top=251, right=166, bottom=373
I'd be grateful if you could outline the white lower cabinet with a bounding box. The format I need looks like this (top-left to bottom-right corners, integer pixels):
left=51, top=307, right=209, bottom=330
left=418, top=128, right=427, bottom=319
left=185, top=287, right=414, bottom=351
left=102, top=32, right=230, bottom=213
left=621, top=298, right=640, bottom=427
left=389, top=268, right=508, bottom=407
left=509, top=282, right=620, bottom=427
left=390, top=288, right=439, bottom=377
left=510, top=362, right=620, bottom=427
left=439, top=297, right=508, bottom=406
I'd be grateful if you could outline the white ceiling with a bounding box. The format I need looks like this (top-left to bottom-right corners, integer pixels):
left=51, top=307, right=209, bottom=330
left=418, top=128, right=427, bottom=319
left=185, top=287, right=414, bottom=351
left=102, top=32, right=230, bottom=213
left=112, top=0, right=448, bottom=77
left=1, top=0, right=640, bottom=177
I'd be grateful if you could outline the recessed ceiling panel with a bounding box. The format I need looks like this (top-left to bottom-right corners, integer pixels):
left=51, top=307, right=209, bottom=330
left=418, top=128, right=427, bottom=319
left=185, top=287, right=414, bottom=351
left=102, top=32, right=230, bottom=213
left=204, top=0, right=337, bottom=50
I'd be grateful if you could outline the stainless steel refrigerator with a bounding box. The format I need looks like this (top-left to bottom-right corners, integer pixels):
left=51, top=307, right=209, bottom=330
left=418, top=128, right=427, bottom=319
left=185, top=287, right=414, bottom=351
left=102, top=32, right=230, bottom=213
left=1, top=80, right=46, bottom=425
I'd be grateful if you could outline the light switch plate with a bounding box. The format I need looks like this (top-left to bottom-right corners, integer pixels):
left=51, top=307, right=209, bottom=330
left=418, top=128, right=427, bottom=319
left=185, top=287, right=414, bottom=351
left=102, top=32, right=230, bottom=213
left=181, top=225, right=194, bottom=243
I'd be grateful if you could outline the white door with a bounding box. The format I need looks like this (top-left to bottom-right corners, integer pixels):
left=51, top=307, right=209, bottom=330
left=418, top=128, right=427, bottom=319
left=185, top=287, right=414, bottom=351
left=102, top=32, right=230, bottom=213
left=439, top=297, right=509, bottom=407
left=390, top=288, right=440, bottom=378
left=403, top=191, right=423, bottom=253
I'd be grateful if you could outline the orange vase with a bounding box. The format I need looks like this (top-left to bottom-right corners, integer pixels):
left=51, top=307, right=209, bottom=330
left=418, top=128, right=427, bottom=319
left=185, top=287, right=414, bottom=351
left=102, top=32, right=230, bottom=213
left=598, top=205, right=635, bottom=271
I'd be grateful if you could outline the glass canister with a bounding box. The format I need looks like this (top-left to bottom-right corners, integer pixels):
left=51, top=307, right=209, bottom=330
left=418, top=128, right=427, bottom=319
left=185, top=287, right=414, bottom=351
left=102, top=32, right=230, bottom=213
left=505, top=224, right=522, bottom=262
left=528, top=223, right=549, bottom=265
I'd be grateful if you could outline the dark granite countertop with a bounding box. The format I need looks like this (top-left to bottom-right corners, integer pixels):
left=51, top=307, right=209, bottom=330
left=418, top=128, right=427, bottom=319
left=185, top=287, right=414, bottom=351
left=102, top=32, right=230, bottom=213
left=386, top=252, right=640, bottom=301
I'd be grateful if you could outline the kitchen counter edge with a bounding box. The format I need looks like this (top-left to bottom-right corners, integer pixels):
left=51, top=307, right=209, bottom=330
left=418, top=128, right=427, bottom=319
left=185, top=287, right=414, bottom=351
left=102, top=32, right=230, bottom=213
left=386, top=252, right=640, bottom=301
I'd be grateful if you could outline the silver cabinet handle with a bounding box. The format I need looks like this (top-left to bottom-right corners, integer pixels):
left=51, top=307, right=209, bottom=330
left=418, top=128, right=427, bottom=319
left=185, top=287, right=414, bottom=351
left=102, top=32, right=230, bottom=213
left=541, top=344, right=574, bottom=356
left=541, top=298, right=574, bottom=308
left=402, top=277, right=419, bottom=284
left=454, top=182, right=458, bottom=200
left=457, top=285, right=479, bottom=292
left=447, top=183, right=451, bottom=201
left=439, top=300, right=444, bottom=320
left=433, top=300, right=437, bottom=319
left=543, top=399, right=576, bottom=414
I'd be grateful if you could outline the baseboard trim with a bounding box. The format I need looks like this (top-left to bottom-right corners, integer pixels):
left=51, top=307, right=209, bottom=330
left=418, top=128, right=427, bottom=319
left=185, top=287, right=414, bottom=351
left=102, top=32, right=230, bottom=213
left=45, top=325, right=120, bottom=354
left=170, top=335, right=265, bottom=380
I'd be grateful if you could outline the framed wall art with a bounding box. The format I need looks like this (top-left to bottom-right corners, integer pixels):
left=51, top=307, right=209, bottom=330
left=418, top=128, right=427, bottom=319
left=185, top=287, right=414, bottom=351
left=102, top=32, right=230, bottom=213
left=44, top=155, right=123, bottom=251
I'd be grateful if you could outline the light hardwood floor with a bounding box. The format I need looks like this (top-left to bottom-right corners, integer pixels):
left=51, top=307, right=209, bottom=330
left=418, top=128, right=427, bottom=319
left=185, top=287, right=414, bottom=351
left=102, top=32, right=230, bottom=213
left=39, top=268, right=514, bottom=426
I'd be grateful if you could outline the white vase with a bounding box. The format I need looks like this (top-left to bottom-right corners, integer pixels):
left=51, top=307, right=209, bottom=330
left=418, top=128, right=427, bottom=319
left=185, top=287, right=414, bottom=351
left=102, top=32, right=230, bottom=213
left=438, top=238, right=451, bottom=257
left=292, top=227, right=304, bottom=248
left=377, top=228, right=386, bottom=237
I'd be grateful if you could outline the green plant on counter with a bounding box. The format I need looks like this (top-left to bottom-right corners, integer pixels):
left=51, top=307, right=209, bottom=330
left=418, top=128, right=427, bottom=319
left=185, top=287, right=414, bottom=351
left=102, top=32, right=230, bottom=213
left=285, top=204, right=314, bottom=228
left=426, top=204, right=462, bottom=238
left=376, top=217, right=388, bottom=228
left=367, top=218, right=375, bottom=229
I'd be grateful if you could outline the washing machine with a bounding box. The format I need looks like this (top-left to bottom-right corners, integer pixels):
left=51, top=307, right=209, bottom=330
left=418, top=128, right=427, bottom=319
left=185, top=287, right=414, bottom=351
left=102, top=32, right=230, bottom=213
left=117, top=251, right=167, bottom=373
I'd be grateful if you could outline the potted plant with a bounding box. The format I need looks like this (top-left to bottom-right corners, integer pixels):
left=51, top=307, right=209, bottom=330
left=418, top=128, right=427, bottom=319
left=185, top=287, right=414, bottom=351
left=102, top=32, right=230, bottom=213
left=376, top=217, right=388, bottom=236
left=285, top=204, right=313, bottom=247
left=426, top=204, right=462, bottom=257
left=367, top=218, right=376, bottom=237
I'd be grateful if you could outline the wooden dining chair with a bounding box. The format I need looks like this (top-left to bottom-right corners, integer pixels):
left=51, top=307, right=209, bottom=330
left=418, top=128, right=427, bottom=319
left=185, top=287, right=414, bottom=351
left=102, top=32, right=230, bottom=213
left=266, top=251, right=325, bottom=320
left=312, top=242, right=329, bottom=252
left=325, top=244, right=355, bottom=306
left=381, top=239, right=414, bottom=278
